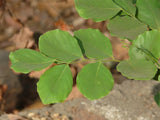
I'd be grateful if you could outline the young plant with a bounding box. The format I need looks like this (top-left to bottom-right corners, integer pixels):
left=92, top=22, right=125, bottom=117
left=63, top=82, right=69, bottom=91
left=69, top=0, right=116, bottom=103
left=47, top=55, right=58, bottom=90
left=9, top=0, right=160, bottom=104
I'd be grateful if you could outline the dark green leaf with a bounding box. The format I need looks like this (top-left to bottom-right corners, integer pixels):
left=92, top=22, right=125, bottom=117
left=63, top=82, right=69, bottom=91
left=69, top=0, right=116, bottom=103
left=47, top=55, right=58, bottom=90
left=108, top=16, right=147, bottom=40
left=132, top=0, right=137, bottom=4
left=113, top=0, right=136, bottom=16
left=74, top=0, right=121, bottom=22
left=39, top=29, right=83, bottom=63
left=74, top=28, right=113, bottom=59
left=117, top=59, right=157, bottom=80
left=9, top=49, right=54, bottom=73
left=155, top=91, right=160, bottom=106
left=77, top=62, right=114, bottom=100
left=37, top=64, right=73, bottom=104
left=136, top=0, right=160, bottom=30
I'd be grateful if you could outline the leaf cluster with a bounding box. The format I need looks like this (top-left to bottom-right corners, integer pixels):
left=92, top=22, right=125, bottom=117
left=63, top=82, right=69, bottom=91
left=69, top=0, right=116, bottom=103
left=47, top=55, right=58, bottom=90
left=75, top=0, right=160, bottom=80
left=10, top=29, right=114, bottom=104
left=9, top=0, right=160, bottom=104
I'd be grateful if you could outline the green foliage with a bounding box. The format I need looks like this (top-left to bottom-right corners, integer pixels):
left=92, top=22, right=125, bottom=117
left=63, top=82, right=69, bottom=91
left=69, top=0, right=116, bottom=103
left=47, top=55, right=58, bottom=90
left=136, top=0, right=160, bottom=30
left=10, top=29, right=114, bottom=104
left=117, top=30, right=160, bottom=80
left=113, top=0, right=136, bottom=16
left=155, top=92, right=160, bottom=106
left=74, top=0, right=121, bottom=22
left=37, top=64, right=73, bottom=104
left=77, top=62, right=114, bottom=100
left=117, top=59, right=157, bottom=80
left=9, top=49, right=54, bottom=73
left=130, top=30, right=160, bottom=60
left=74, top=29, right=113, bottom=59
left=9, top=0, right=160, bottom=105
left=108, top=16, right=147, bottom=40
left=39, top=29, right=83, bottom=63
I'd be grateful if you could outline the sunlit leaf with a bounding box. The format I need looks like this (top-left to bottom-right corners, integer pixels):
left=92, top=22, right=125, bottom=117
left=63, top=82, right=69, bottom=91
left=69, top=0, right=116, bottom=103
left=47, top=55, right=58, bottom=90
left=39, top=29, right=83, bottom=63
left=108, top=16, right=147, bottom=40
left=74, top=0, right=121, bottom=22
left=9, top=49, right=54, bottom=73
left=37, top=64, right=73, bottom=104
left=113, top=0, right=136, bottom=16
left=77, top=62, right=114, bottom=100
left=117, top=59, right=157, bottom=80
left=136, top=0, right=160, bottom=30
left=74, top=28, right=113, bottom=59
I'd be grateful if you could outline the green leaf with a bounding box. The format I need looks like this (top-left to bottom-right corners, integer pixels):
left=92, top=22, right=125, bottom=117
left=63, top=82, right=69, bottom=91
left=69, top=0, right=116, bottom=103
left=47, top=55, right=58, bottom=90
left=155, top=91, right=160, bottom=106
left=117, top=30, right=160, bottom=80
left=37, top=64, right=73, bottom=104
left=132, top=0, right=137, bottom=4
left=74, top=0, right=121, bottom=22
left=131, top=30, right=160, bottom=59
left=108, top=16, right=147, bottom=40
left=74, top=28, right=113, bottom=59
left=117, top=59, right=157, bottom=80
left=39, top=29, right=83, bottom=63
left=113, top=0, right=136, bottom=16
left=159, top=75, right=160, bottom=81
left=136, top=0, right=160, bottom=30
left=9, top=49, right=54, bottom=73
left=77, top=62, right=114, bottom=100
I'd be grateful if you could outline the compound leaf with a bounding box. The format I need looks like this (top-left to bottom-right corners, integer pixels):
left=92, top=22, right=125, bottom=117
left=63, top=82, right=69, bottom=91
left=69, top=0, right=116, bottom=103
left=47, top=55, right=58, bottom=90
left=37, top=64, right=73, bottom=104
left=117, top=30, right=160, bottom=80
left=74, top=0, right=121, bottom=22
left=74, top=29, right=113, bottom=59
left=136, top=0, right=160, bottom=30
left=77, top=62, right=114, bottom=100
left=113, top=0, right=136, bottom=16
left=39, top=29, right=83, bottom=63
left=9, top=49, right=54, bottom=73
left=117, top=59, right=157, bottom=80
left=108, top=16, right=147, bottom=40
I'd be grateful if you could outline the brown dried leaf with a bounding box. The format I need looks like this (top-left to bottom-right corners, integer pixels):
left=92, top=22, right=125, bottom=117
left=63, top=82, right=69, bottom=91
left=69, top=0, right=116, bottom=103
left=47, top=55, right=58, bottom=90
left=38, top=0, right=74, bottom=17
left=9, top=27, right=35, bottom=49
left=0, top=84, right=7, bottom=101
left=54, top=18, right=73, bottom=31
left=7, top=114, right=27, bottom=120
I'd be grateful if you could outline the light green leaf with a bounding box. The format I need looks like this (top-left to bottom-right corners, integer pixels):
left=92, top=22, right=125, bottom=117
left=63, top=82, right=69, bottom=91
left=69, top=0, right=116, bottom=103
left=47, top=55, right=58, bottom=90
left=74, top=0, right=121, bottom=22
left=117, top=59, right=157, bottom=80
left=108, top=16, right=147, bottom=40
left=9, top=49, right=54, bottom=73
left=37, top=64, right=73, bottom=104
left=77, top=62, right=114, bottom=100
left=74, top=28, right=113, bottom=59
left=113, top=0, right=136, bottom=16
left=131, top=30, right=160, bottom=59
left=136, top=0, right=160, bottom=30
left=39, top=29, right=83, bottom=63
left=158, top=75, right=160, bottom=81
